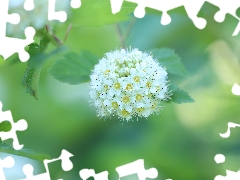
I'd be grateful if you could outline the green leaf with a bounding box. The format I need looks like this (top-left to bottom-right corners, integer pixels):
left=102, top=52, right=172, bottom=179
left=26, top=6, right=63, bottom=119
left=169, top=84, right=195, bottom=104
left=172, top=90, right=195, bottom=104
left=28, top=43, right=41, bottom=54
left=22, top=42, right=44, bottom=100
left=118, top=1, right=137, bottom=14
left=0, top=121, right=12, bottom=132
left=21, top=65, right=41, bottom=100
left=0, top=142, right=50, bottom=161
left=28, top=33, right=50, bottom=54
left=47, top=46, right=68, bottom=59
left=148, top=48, right=189, bottom=77
left=22, top=39, right=67, bottom=100
left=39, top=33, right=51, bottom=52
left=168, top=84, right=179, bottom=93
left=70, top=0, right=136, bottom=27
left=50, top=51, right=99, bottom=85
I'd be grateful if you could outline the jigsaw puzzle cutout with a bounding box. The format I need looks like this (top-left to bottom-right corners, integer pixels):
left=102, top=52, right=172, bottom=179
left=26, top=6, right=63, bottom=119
left=215, top=170, right=240, bottom=180
left=214, top=152, right=240, bottom=180
left=0, top=101, right=74, bottom=179
left=1, top=0, right=240, bottom=179
left=214, top=154, right=225, bottom=164
left=19, top=0, right=82, bottom=22
left=219, top=122, right=240, bottom=138
left=214, top=85, right=240, bottom=180
left=79, top=169, right=109, bottom=180
left=48, top=0, right=67, bottom=22
left=0, top=0, right=35, bottom=62
left=71, top=0, right=82, bottom=9
left=0, top=156, right=15, bottom=180
left=111, top=0, right=240, bottom=36
left=214, top=142, right=240, bottom=179
left=79, top=159, right=158, bottom=180
left=0, top=0, right=81, bottom=62
left=24, top=0, right=35, bottom=11
left=0, top=101, right=28, bottom=150
left=197, top=2, right=239, bottom=38
left=21, top=149, right=74, bottom=180
left=111, top=0, right=207, bottom=29
left=232, top=83, right=240, bottom=95
left=116, top=159, right=158, bottom=180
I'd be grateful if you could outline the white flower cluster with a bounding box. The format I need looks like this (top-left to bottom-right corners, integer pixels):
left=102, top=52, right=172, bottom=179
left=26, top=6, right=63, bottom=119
left=7, top=0, right=70, bottom=38
left=89, top=48, right=169, bottom=121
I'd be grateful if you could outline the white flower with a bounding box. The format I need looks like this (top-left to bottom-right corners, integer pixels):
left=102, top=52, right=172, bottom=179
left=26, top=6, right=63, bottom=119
left=89, top=48, right=169, bottom=122
left=7, top=0, right=70, bottom=38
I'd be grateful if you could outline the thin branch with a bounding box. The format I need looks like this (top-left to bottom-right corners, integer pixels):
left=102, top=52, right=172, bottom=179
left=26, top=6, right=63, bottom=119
left=63, top=24, right=72, bottom=44
left=45, top=25, right=63, bottom=46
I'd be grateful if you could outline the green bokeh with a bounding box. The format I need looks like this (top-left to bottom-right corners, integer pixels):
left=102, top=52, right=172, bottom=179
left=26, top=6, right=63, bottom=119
left=1, top=2, right=240, bottom=180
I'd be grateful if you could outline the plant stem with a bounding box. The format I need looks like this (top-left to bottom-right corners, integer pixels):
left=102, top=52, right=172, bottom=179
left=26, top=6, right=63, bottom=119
left=125, top=17, right=136, bottom=40
left=63, top=24, right=72, bottom=44
left=45, top=25, right=63, bottom=46
left=45, top=24, right=73, bottom=46
left=116, top=23, right=126, bottom=49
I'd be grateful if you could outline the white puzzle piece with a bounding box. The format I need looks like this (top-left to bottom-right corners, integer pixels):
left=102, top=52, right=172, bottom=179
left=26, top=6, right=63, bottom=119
left=220, top=122, right=240, bottom=138
left=110, top=0, right=240, bottom=35
left=0, top=156, right=15, bottom=180
left=0, top=0, right=81, bottom=62
left=0, top=0, right=35, bottom=62
left=214, top=154, right=225, bottom=164
left=215, top=170, right=240, bottom=180
left=0, top=101, right=28, bottom=150
left=232, top=83, right=240, bottom=96
left=214, top=85, right=240, bottom=180
left=21, top=149, right=74, bottom=180
left=116, top=159, right=158, bottom=180
left=79, top=169, right=109, bottom=180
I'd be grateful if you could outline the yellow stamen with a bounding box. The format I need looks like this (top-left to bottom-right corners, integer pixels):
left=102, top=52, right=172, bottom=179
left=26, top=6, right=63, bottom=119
left=137, top=108, right=145, bottom=113
left=114, top=82, right=121, bottom=90
left=151, top=102, right=157, bottom=110
left=126, top=84, right=133, bottom=91
left=136, top=94, right=143, bottom=101
left=104, top=85, right=108, bottom=91
left=133, top=76, right=140, bottom=82
left=104, top=69, right=110, bottom=75
left=122, top=96, right=130, bottom=104
left=112, top=102, right=118, bottom=109
left=146, top=82, right=151, bottom=88
left=121, top=109, right=130, bottom=117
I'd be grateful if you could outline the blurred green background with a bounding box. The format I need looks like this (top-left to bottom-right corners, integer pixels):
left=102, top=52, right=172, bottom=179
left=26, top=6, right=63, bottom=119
left=1, top=1, right=240, bottom=180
